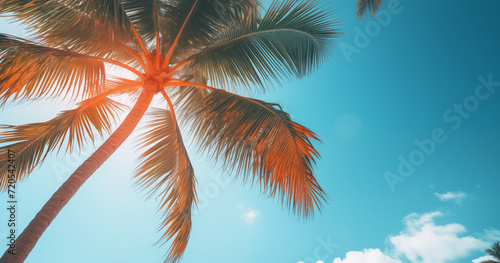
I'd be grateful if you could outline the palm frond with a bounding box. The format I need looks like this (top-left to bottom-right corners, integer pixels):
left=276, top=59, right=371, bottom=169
left=168, top=68, right=210, bottom=123
left=170, top=86, right=210, bottom=124
left=0, top=34, right=106, bottom=104
left=0, top=96, right=124, bottom=191
left=486, top=242, right=500, bottom=261
left=134, top=108, right=197, bottom=263
left=123, top=0, right=166, bottom=45
left=186, top=0, right=340, bottom=92
left=356, top=0, right=382, bottom=17
left=0, top=0, right=134, bottom=58
left=159, top=0, right=261, bottom=63
left=186, top=89, right=325, bottom=218
left=102, top=78, right=143, bottom=97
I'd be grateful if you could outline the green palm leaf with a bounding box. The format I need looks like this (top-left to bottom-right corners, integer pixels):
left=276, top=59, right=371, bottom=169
left=186, top=0, right=340, bottom=91
left=134, top=108, right=197, bottom=263
left=0, top=96, right=124, bottom=191
left=0, top=34, right=106, bottom=104
left=186, top=89, right=325, bottom=218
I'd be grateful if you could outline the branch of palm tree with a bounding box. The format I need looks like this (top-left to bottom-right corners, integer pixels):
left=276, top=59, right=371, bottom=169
left=160, top=89, right=178, bottom=130
left=125, top=0, right=164, bottom=66
left=152, top=0, right=161, bottom=51
left=186, top=89, right=326, bottom=218
left=120, top=44, right=150, bottom=74
left=163, top=0, right=200, bottom=68
left=0, top=0, right=135, bottom=58
left=170, top=85, right=210, bottom=123
left=486, top=242, right=500, bottom=261
left=0, top=33, right=109, bottom=104
left=168, top=68, right=210, bottom=124
left=181, top=0, right=340, bottom=92
left=98, top=57, right=145, bottom=78
left=0, top=33, right=142, bottom=98
left=129, top=21, right=155, bottom=67
left=163, top=81, right=214, bottom=124
left=0, top=96, right=124, bottom=191
left=158, top=0, right=261, bottom=64
left=122, top=0, right=159, bottom=44
left=90, top=78, right=142, bottom=102
left=134, top=108, right=196, bottom=263
left=122, top=0, right=173, bottom=66
left=356, top=0, right=382, bottom=17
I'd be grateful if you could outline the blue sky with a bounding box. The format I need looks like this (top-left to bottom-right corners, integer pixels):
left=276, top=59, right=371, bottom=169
left=1, top=0, right=500, bottom=262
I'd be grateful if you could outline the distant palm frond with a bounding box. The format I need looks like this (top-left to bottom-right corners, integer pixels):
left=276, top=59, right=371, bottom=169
left=0, top=97, right=124, bottom=191
left=187, top=89, right=325, bottom=218
left=356, top=0, right=382, bottom=17
left=134, top=108, right=196, bottom=263
left=486, top=241, right=500, bottom=261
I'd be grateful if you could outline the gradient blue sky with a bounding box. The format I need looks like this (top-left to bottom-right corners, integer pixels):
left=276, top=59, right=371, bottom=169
left=1, top=0, right=500, bottom=262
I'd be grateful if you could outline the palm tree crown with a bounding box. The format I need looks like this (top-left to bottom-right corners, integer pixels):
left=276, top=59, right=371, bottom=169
left=0, top=0, right=339, bottom=262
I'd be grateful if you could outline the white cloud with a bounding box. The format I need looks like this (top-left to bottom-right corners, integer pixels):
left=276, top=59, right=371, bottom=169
left=389, top=211, right=488, bottom=263
left=328, top=212, right=492, bottom=263
left=435, top=191, right=467, bottom=204
left=243, top=208, right=260, bottom=224
left=472, top=255, right=497, bottom=263
left=333, top=249, right=401, bottom=263
left=484, top=228, right=500, bottom=242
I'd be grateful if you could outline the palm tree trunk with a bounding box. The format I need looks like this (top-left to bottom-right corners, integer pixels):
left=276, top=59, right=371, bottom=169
left=0, top=89, right=155, bottom=263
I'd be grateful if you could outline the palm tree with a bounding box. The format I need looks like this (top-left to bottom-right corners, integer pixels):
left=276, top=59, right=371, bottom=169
left=356, top=0, right=382, bottom=17
left=0, top=0, right=339, bottom=262
left=485, top=241, right=500, bottom=262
